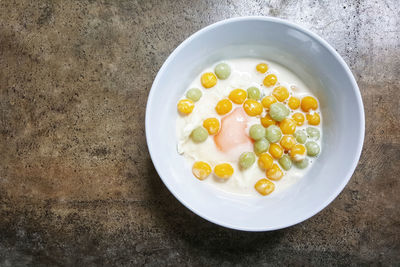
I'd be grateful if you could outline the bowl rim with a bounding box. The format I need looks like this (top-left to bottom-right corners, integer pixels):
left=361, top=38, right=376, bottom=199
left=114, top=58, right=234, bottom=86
left=145, top=16, right=365, bottom=231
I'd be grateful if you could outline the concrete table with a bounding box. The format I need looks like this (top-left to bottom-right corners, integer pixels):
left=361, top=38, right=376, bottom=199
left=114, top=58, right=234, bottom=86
left=0, top=0, right=399, bottom=265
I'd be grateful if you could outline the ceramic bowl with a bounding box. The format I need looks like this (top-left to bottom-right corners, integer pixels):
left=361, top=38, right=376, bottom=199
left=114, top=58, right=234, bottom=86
left=145, top=17, right=364, bottom=231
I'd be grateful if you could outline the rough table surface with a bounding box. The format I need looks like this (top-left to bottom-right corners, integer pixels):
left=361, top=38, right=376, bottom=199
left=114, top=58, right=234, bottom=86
left=0, top=0, right=399, bottom=266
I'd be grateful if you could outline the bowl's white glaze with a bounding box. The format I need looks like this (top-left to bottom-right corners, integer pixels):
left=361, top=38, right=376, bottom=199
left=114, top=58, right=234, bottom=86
left=145, top=17, right=365, bottom=231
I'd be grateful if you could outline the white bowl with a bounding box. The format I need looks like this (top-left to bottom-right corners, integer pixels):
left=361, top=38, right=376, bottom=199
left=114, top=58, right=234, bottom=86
left=145, top=17, right=364, bottom=231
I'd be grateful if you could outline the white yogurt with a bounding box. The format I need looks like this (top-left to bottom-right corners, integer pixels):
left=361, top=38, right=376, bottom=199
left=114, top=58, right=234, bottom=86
left=176, top=58, right=322, bottom=197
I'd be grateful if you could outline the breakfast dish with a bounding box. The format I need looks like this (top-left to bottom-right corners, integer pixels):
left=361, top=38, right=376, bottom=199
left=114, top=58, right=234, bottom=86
left=176, top=58, right=322, bottom=196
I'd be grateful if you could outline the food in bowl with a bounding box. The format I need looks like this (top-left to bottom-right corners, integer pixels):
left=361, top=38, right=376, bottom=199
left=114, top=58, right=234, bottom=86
left=176, top=58, right=322, bottom=196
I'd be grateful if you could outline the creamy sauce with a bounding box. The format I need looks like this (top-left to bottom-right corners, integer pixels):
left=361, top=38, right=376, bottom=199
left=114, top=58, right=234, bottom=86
left=176, top=58, right=322, bottom=197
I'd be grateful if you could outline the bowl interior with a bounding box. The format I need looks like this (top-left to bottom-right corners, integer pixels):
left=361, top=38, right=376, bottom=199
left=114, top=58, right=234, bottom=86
left=146, top=18, right=364, bottom=231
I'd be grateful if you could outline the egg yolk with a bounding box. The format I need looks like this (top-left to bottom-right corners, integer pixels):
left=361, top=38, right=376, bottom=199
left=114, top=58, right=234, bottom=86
left=214, top=107, right=252, bottom=152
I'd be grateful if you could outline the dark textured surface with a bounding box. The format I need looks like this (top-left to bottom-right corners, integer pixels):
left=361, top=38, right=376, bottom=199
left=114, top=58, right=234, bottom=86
left=0, top=0, right=399, bottom=266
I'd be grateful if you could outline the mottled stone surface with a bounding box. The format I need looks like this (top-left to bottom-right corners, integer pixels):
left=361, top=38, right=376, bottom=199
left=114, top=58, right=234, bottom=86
left=0, top=0, right=399, bottom=266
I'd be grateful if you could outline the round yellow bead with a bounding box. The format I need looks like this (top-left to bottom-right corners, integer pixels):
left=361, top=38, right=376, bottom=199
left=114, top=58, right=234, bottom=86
left=201, top=72, right=217, bottom=88
left=229, top=89, right=247, bottom=104
left=177, top=99, right=194, bottom=115
left=290, top=144, right=306, bottom=162
left=260, top=114, right=277, bottom=128
left=214, top=163, right=234, bottom=179
left=272, top=86, right=289, bottom=102
left=203, top=118, right=220, bottom=135
left=254, top=178, right=275, bottom=196
left=269, top=143, right=283, bottom=159
left=306, top=112, right=321, bottom=125
left=215, top=99, right=232, bottom=115
left=258, top=153, right=274, bottom=170
left=301, top=96, right=318, bottom=112
left=292, top=112, right=305, bottom=126
left=266, top=164, right=284, bottom=181
left=263, top=74, right=278, bottom=87
left=288, top=96, right=300, bottom=109
left=256, top=63, right=269, bottom=74
left=243, top=99, right=263, bottom=116
left=279, top=118, right=296, bottom=134
left=261, top=95, right=277, bottom=109
left=280, top=135, right=296, bottom=151
left=192, top=161, right=212, bottom=180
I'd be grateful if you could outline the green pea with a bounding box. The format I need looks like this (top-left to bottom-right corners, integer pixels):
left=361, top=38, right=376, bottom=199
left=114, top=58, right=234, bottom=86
left=265, top=125, right=282, bottom=143
left=214, top=63, right=231, bottom=80
left=269, top=103, right=289, bottom=122
left=306, top=141, right=320, bottom=156
left=249, top=124, right=265, bottom=141
left=239, top=152, right=256, bottom=169
left=306, top=127, right=320, bottom=140
left=279, top=155, right=292, bottom=170
left=247, top=87, right=261, bottom=100
left=186, top=88, right=202, bottom=102
left=295, top=158, right=309, bottom=169
left=191, top=126, right=208, bottom=143
left=254, top=138, right=269, bottom=155
left=294, top=130, right=307, bottom=144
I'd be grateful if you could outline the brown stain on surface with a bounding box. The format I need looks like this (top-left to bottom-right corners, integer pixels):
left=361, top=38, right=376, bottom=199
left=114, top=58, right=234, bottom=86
left=0, top=0, right=399, bottom=265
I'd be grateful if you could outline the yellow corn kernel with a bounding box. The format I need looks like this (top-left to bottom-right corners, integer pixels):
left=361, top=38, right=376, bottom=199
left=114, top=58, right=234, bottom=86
left=254, top=178, right=275, bottom=196
left=288, top=96, right=300, bottom=109
left=269, top=143, right=283, bottom=159
left=201, top=72, right=217, bottom=88
left=215, top=99, right=232, bottom=115
left=214, top=163, right=234, bottom=179
left=301, top=96, right=318, bottom=112
left=260, top=114, right=277, bottom=127
left=261, top=95, right=277, bottom=109
left=292, top=112, right=305, bottom=126
left=290, top=144, right=306, bottom=162
left=279, top=118, right=296, bottom=134
left=203, top=118, right=220, bottom=135
left=243, top=99, right=263, bottom=116
left=306, top=113, right=321, bottom=125
left=256, top=63, right=269, bottom=74
left=229, top=89, right=247, bottom=104
left=272, top=86, right=289, bottom=102
left=192, top=161, right=212, bottom=180
left=258, top=153, right=274, bottom=170
left=177, top=99, right=194, bottom=115
left=263, top=74, right=278, bottom=87
left=266, top=164, right=284, bottom=181
left=280, top=135, right=296, bottom=151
